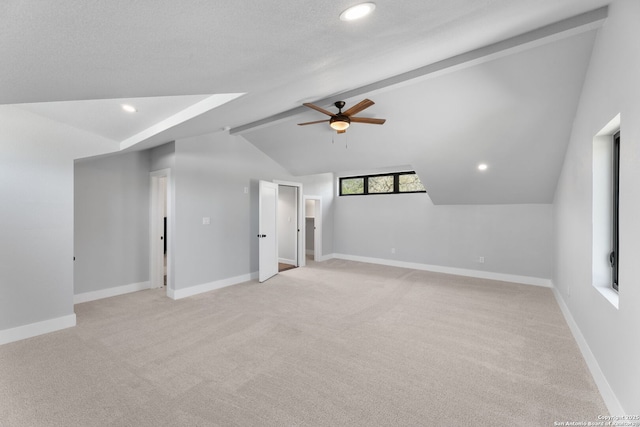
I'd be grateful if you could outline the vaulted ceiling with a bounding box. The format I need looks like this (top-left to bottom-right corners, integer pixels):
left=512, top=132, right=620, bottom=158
left=0, top=0, right=610, bottom=204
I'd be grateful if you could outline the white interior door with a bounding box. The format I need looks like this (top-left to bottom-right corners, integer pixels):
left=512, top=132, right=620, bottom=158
left=259, top=180, right=278, bottom=282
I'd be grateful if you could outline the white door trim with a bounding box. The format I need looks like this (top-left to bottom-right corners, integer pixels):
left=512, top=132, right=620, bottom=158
left=274, top=180, right=305, bottom=267
left=150, top=168, right=172, bottom=296
left=304, top=195, right=322, bottom=262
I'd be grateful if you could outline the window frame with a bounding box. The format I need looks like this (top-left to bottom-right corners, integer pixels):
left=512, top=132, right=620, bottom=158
left=611, top=131, right=620, bottom=292
left=339, top=171, right=426, bottom=196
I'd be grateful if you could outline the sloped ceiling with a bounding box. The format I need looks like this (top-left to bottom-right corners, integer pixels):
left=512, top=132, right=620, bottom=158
left=0, top=0, right=610, bottom=204
left=242, top=30, right=596, bottom=204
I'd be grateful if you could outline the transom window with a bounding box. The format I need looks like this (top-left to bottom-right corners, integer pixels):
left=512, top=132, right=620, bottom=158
left=339, top=171, right=426, bottom=196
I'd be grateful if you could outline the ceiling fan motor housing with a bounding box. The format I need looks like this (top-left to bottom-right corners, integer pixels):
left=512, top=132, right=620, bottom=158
left=330, top=114, right=351, bottom=130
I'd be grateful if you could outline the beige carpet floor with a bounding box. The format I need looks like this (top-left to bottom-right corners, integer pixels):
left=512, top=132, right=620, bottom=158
left=0, top=259, right=607, bottom=426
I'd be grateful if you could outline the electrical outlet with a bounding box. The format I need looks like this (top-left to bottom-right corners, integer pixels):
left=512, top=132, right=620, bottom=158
left=479, top=256, right=485, bottom=264
left=202, top=217, right=210, bottom=225
left=391, top=248, right=396, bottom=254
left=243, top=186, right=248, bottom=194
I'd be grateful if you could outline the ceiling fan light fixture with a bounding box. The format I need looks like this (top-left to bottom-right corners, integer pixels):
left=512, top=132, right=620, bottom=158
left=340, top=2, right=376, bottom=21
left=298, top=98, right=384, bottom=132
left=330, top=116, right=351, bottom=131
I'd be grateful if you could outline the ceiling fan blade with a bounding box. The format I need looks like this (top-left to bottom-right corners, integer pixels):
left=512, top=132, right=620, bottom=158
left=303, top=103, right=335, bottom=117
left=298, top=119, right=330, bottom=126
left=343, top=99, right=374, bottom=117
left=350, top=117, right=386, bottom=125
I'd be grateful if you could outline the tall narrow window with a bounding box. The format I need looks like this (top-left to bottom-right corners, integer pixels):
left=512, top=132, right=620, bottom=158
left=592, top=114, right=620, bottom=306
left=610, top=131, right=620, bottom=291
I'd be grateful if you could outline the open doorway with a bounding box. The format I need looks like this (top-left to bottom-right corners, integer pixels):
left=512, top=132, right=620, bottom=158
left=150, top=169, right=172, bottom=295
left=258, top=180, right=305, bottom=282
left=274, top=180, right=305, bottom=271
left=304, top=196, right=322, bottom=262
left=277, top=184, right=299, bottom=272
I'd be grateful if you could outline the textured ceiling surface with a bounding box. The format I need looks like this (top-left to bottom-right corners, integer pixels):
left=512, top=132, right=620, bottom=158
left=0, top=0, right=610, bottom=204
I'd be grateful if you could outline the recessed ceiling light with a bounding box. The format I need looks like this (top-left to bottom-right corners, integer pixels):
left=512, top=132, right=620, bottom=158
left=340, top=2, right=376, bottom=21
left=121, top=104, right=137, bottom=113
left=478, top=163, right=488, bottom=171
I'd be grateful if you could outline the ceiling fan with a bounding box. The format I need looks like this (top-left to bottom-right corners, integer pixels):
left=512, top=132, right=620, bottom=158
left=298, top=99, right=386, bottom=133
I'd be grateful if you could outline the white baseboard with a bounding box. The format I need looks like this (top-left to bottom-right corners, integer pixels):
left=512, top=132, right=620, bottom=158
left=550, top=285, right=624, bottom=415
left=317, top=253, right=335, bottom=262
left=170, top=272, right=257, bottom=300
left=278, top=258, right=297, bottom=265
left=74, top=281, right=152, bottom=304
left=331, top=253, right=552, bottom=287
left=0, top=314, right=76, bottom=346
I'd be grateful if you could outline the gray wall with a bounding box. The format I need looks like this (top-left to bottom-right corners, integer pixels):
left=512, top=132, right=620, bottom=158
left=0, top=106, right=117, bottom=332
left=554, top=0, right=640, bottom=413
left=335, top=191, right=553, bottom=279
left=173, top=132, right=294, bottom=290
left=74, top=151, right=151, bottom=294
left=150, top=141, right=175, bottom=171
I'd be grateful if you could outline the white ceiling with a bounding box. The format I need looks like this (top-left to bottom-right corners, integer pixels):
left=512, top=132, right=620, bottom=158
left=243, top=30, right=596, bottom=204
left=0, top=0, right=611, bottom=204
left=16, top=95, right=212, bottom=142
